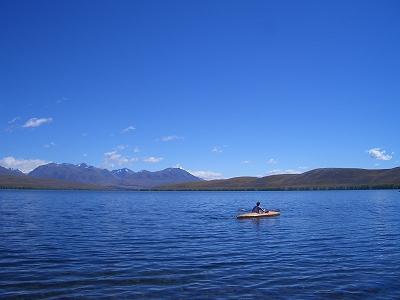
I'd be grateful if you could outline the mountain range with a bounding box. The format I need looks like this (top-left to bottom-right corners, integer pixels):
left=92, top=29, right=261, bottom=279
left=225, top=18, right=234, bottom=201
left=160, top=167, right=400, bottom=190
left=0, top=166, right=24, bottom=177
left=1, top=164, right=400, bottom=191
left=0, top=163, right=202, bottom=190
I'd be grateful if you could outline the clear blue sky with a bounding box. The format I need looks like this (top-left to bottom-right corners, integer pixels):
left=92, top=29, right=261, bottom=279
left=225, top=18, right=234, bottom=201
left=1, top=0, right=399, bottom=179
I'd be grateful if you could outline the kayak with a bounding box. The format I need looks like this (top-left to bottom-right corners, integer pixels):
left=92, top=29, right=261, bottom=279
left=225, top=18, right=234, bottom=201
left=237, top=211, right=280, bottom=219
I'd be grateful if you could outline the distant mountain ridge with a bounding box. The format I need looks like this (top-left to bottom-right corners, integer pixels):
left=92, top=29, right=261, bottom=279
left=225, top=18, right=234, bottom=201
left=28, top=163, right=202, bottom=188
left=0, top=166, right=24, bottom=177
left=160, top=167, right=400, bottom=190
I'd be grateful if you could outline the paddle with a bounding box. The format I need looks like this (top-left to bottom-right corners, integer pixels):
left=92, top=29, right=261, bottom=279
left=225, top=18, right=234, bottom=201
left=269, top=208, right=281, bottom=212
left=238, top=208, right=280, bottom=213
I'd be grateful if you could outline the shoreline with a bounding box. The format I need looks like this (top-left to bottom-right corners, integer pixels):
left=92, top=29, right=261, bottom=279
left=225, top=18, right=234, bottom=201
left=1, top=186, right=399, bottom=192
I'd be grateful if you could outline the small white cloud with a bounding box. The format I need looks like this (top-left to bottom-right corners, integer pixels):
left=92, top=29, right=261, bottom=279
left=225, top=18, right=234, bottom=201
left=174, top=163, right=184, bottom=169
left=0, top=156, right=50, bottom=173
left=212, top=146, right=223, bottom=153
left=8, top=117, right=20, bottom=124
left=43, top=142, right=56, bottom=148
left=143, top=156, right=163, bottom=163
left=81, top=132, right=88, bottom=137
left=368, top=148, right=393, bottom=161
left=133, top=146, right=140, bottom=153
left=161, top=135, right=183, bottom=142
left=103, top=151, right=138, bottom=168
left=122, top=125, right=136, bottom=133
left=267, top=169, right=302, bottom=175
left=56, top=97, right=68, bottom=104
left=5, top=117, right=20, bottom=132
left=241, top=160, right=250, bottom=164
left=267, top=158, right=278, bottom=164
left=190, top=170, right=223, bottom=180
left=116, top=145, right=127, bottom=151
left=22, top=117, right=53, bottom=128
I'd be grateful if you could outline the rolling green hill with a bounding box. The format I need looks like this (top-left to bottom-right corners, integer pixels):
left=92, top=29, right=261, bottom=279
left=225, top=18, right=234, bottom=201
left=159, top=167, right=400, bottom=191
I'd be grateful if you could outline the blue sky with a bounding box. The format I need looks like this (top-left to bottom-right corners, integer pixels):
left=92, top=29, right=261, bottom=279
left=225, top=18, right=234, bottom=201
left=1, top=0, right=399, bottom=179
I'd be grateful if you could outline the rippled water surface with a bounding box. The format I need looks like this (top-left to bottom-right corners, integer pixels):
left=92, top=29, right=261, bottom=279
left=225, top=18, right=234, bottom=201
left=1, top=190, right=400, bottom=299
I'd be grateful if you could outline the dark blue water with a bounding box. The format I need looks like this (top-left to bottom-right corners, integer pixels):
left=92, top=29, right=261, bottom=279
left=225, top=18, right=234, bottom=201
left=1, top=190, right=400, bottom=299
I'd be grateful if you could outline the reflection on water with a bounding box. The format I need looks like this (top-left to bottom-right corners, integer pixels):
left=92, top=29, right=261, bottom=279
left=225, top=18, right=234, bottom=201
left=1, top=190, right=400, bottom=299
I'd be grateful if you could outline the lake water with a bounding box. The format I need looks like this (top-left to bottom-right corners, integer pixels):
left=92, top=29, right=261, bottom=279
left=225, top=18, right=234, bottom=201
left=1, top=190, right=400, bottom=299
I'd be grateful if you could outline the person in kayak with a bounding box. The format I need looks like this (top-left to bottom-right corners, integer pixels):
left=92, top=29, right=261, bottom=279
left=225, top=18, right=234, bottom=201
left=252, top=202, right=269, bottom=214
